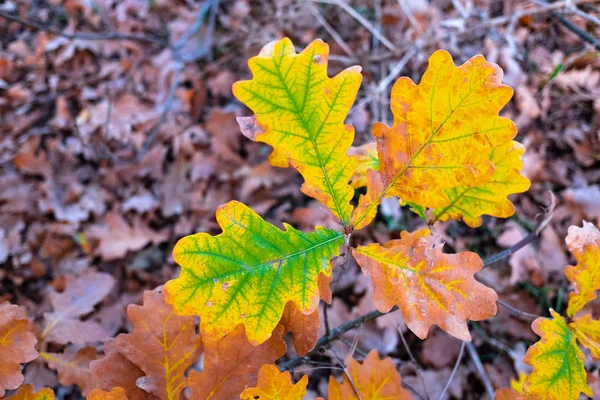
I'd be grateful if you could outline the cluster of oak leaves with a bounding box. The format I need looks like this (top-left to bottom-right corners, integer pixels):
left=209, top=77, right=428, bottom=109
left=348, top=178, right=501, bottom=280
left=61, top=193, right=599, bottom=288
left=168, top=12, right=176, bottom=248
left=2, top=38, right=600, bottom=400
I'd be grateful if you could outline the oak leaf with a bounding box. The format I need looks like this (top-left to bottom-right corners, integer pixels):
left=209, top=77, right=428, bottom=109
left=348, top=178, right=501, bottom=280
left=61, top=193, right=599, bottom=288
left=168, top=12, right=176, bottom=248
left=87, top=387, right=128, bottom=400
left=188, top=324, right=286, bottom=400
left=41, top=347, right=100, bottom=396
left=89, top=339, right=152, bottom=400
left=568, top=313, right=600, bottom=361
left=523, top=310, right=592, bottom=399
left=0, top=303, right=38, bottom=397
left=563, top=221, right=600, bottom=317
left=352, top=228, right=497, bottom=341
left=115, top=290, right=203, bottom=400
left=164, top=201, right=343, bottom=345
left=41, top=271, right=115, bottom=345
left=279, top=303, right=320, bottom=356
left=239, top=365, right=308, bottom=400
left=348, top=143, right=378, bottom=189
left=233, top=38, right=362, bottom=225
left=4, top=384, right=54, bottom=400
left=328, top=350, right=411, bottom=400
left=352, top=50, right=516, bottom=230
left=432, top=141, right=530, bottom=227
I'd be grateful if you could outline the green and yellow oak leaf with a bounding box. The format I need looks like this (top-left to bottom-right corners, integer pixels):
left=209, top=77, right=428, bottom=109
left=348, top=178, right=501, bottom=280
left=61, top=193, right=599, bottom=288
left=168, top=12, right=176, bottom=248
left=0, top=303, right=38, bottom=397
left=352, top=49, right=516, bottom=230
left=523, top=310, right=592, bottom=400
left=164, top=200, right=344, bottom=345
left=5, top=385, right=54, bottom=400
left=240, top=365, right=308, bottom=400
left=348, top=142, right=378, bottom=189
left=232, top=37, right=362, bottom=225
left=115, top=290, right=203, bottom=400
left=432, top=141, right=530, bottom=227
left=352, top=228, right=497, bottom=341
left=328, top=350, right=411, bottom=400
left=569, top=313, right=600, bottom=361
left=563, top=221, right=600, bottom=317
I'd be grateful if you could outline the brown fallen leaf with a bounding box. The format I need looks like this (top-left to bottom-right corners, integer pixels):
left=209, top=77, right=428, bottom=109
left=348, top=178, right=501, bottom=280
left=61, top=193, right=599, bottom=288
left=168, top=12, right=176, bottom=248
left=41, top=347, right=100, bottom=396
left=280, top=302, right=320, bottom=356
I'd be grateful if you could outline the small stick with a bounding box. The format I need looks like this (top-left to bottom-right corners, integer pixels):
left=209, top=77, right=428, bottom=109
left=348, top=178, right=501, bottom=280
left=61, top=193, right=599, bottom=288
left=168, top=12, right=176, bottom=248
left=398, top=327, right=431, bottom=400
left=466, top=342, right=495, bottom=399
left=438, top=341, right=466, bottom=400
left=497, top=300, right=542, bottom=321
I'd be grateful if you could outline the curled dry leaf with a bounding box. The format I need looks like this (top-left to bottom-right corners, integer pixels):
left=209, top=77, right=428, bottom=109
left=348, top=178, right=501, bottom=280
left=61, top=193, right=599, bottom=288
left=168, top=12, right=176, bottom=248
left=164, top=201, right=343, bottom=345
left=42, top=271, right=115, bottom=346
left=352, top=49, right=516, bottom=230
left=115, top=290, right=203, bottom=400
left=328, top=350, right=411, bottom=400
left=4, top=384, right=54, bottom=400
left=233, top=37, right=361, bottom=225
left=239, top=365, right=308, bottom=400
left=0, top=303, right=39, bottom=397
left=87, top=387, right=128, bottom=400
left=41, top=347, right=100, bottom=396
left=523, top=310, right=591, bottom=400
left=564, top=221, right=600, bottom=317
left=189, top=324, right=286, bottom=400
left=353, top=228, right=497, bottom=341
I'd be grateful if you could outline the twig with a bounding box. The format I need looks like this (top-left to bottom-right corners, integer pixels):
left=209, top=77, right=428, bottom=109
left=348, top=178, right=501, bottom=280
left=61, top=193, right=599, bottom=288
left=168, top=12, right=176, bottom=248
left=309, top=4, right=358, bottom=60
left=0, top=9, right=166, bottom=46
left=398, top=327, right=430, bottom=400
left=438, top=341, right=466, bottom=400
left=497, top=300, right=542, bottom=321
left=323, top=302, right=331, bottom=337
left=466, top=342, right=495, bottom=399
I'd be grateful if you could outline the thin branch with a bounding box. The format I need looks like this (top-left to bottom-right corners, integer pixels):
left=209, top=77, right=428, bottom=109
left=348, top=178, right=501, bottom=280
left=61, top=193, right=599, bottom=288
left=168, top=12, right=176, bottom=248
left=0, top=9, right=166, bottom=46
left=438, top=341, right=466, bottom=400
left=466, top=342, right=495, bottom=400
left=497, top=300, right=542, bottom=321
left=309, top=4, right=357, bottom=60
left=398, top=327, right=430, bottom=400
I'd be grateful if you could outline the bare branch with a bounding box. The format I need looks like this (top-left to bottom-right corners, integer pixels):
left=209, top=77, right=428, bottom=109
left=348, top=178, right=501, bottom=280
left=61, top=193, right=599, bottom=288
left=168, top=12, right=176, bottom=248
left=438, top=341, right=466, bottom=400
left=466, top=342, right=495, bottom=399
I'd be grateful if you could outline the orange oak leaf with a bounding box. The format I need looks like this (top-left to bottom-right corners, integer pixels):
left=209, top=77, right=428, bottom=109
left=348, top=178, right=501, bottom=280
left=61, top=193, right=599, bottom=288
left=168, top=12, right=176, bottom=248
left=115, top=290, right=203, bottom=400
left=87, top=387, right=128, bottom=400
left=348, top=142, right=378, bottom=189
left=568, top=313, right=600, bottom=361
left=352, top=50, right=516, bottom=230
left=280, top=302, right=320, bottom=356
left=41, top=347, right=100, bottom=396
left=4, top=384, right=54, bottom=400
left=564, top=221, right=600, bottom=317
left=189, top=324, right=286, bottom=400
left=328, top=350, right=411, bottom=399
left=240, top=365, right=308, bottom=400
left=0, top=303, right=38, bottom=397
left=352, top=228, right=498, bottom=341
left=41, top=271, right=115, bottom=346
left=90, top=339, right=152, bottom=400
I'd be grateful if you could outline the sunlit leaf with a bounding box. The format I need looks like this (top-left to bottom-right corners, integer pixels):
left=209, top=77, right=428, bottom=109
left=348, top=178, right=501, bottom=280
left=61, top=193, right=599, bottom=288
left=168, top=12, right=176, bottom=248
left=41, top=347, right=100, bottom=396
left=0, top=303, right=38, bottom=397
left=115, top=290, right=202, bottom=400
left=352, top=228, right=497, bottom=341
left=432, top=141, right=530, bottom=227
left=348, top=143, right=378, bottom=189
left=352, top=50, right=516, bottom=230
left=233, top=38, right=362, bottom=225
left=164, top=200, right=344, bottom=345
left=563, top=221, right=600, bottom=317
left=569, top=313, right=600, bottom=361
left=4, top=384, right=54, bottom=400
left=240, top=364, right=308, bottom=400
left=188, top=325, right=286, bottom=399
left=87, top=387, right=128, bottom=400
left=328, top=350, right=411, bottom=400
left=523, top=310, right=591, bottom=399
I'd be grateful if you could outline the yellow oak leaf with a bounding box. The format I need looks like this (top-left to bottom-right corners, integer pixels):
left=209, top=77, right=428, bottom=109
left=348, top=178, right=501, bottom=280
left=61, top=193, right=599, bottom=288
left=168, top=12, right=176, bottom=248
left=348, top=142, right=378, bottom=189
left=563, top=221, right=600, bottom=317
left=432, top=141, right=530, bottom=227
left=233, top=38, right=362, bottom=225
left=87, top=387, right=128, bottom=400
left=523, top=310, right=592, bottom=399
left=352, top=49, right=516, bottom=230
left=511, top=371, right=528, bottom=394
left=164, top=201, right=344, bottom=345
left=352, top=228, right=497, bottom=341
left=569, top=313, right=600, bottom=361
left=115, top=290, right=202, bottom=400
left=328, top=350, right=411, bottom=400
left=4, top=385, right=54, bottom=400
left=0, top=303, right=38, bottom=397
left=239, top=365, right=308, bottom=400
